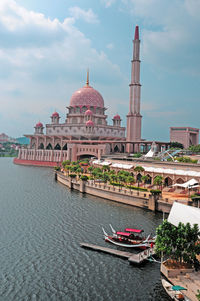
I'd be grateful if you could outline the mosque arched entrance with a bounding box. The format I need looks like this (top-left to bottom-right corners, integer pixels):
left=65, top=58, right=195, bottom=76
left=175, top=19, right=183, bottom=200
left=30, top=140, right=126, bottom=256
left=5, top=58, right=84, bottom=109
left=39, top=143, right=44, bottom=149
left=54, top=144, right=61, bottom=150
left=137, top=173, right=142, bottom=183
left=164, top=177, right=173, bottom=187
left=114, top=145, right=120, bottom=152
left=78, top=154, right=97, bottom=160
left=46, top=143, right=53, bottom=150
left=62, top=143, right=68, bottom=150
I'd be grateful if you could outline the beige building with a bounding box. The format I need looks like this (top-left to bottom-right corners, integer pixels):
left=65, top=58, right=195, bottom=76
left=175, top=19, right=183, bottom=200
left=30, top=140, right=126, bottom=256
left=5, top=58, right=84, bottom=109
left=170, top=127, right=199, bottom=149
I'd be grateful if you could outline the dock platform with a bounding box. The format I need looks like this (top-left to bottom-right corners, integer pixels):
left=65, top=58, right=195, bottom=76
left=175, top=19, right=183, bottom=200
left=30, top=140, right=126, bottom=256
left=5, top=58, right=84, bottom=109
left=80, top=242, right=155, bottom=264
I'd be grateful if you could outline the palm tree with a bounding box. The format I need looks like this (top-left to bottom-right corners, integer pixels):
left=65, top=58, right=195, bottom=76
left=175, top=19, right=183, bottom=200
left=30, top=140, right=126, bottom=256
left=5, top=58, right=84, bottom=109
left=126, top=175, right=135, bottom=191
left=153, top=175, right=163, bottom=190
left=134, top=166, right=145, bottom=187
left=141, top=175, right=149, bottom=188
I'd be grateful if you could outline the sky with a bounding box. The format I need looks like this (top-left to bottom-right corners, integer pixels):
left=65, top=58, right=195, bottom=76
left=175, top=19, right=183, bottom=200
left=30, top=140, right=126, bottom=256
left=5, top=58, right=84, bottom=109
left=0, top=0, right=200, bottom=141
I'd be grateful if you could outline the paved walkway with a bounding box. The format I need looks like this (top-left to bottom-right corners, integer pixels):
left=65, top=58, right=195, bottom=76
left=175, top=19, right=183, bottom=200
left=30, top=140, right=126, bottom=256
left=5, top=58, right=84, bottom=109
left=169, top=271, right=200, bottom=301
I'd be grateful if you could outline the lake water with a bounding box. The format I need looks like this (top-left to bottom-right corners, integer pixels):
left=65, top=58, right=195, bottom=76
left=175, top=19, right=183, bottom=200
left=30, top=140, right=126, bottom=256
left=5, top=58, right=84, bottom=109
left=0, top=158, right=169, bottom=301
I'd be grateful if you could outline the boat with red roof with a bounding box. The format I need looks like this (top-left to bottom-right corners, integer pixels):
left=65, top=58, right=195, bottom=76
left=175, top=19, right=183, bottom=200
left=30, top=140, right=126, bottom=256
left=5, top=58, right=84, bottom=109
left=102, top=225, right=155, bottom=249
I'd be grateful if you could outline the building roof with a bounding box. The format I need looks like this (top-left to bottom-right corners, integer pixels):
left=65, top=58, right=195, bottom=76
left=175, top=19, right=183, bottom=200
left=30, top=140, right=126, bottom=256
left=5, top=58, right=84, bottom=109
left=35, top=122, right=43, bottom=128
left=168, top=202, right=200, bottom=229
left=113, top=114, right=121, bottom=120
left=70, top=85, right=104, bottom=108
left=51, top=112, right=59, bottom=117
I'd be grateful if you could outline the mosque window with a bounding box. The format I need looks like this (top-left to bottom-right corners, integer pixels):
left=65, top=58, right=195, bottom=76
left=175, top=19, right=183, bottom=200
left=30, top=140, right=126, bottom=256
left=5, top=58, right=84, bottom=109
left=76, top=107, right=80, bottom=113
left=90, top=106, right=94, bottom=112
left=82, top=106, right=87, bottom=113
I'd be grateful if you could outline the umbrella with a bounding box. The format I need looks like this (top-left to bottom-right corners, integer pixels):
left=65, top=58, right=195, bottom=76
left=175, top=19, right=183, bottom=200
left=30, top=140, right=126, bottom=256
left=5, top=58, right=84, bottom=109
left=172, top=285, right=187, bottom=291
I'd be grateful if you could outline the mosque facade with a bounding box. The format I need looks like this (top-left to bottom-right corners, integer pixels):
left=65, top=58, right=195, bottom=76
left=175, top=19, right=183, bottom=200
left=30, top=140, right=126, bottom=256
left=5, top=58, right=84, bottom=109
left=15, top=26, right=168, bottom=166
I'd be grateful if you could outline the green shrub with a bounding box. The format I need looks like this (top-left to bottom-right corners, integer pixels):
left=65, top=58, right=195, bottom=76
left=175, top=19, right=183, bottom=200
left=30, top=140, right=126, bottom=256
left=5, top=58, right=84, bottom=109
left=69, top=173, right=76, bottom=178
left=80, top=175, right=88, bottom=181
left=150, top=189, right=161, bottom=195
left=109, top=181, right=124, bottom=187
left=54, top=166, right=61, bottom=171
left=126, top=185, right=148, bottom=191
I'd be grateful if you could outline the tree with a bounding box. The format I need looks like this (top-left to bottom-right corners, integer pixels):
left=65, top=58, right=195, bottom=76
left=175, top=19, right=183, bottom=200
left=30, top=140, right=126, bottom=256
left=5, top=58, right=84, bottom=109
left=170, top=142, right=184, bottom=149
left=189, top=144, right=200, bottom=153
left=80, top=175, right=88, bottom=181
left=87, top=166, right=94, bottom=174
left=126, top=175, right=135, bottom=191
left=153, top=175, right=163, bottom=190
left=141, top=175, right=149, bottom=188
left=134, top=166, right=144, bottom=187
left=102, top=165, right=110, bottom=172
left=196, top=290, right=200, bottom=301
left=155, top=220, right=200, bottom=265
left=62, top=160, right=70, bottom=168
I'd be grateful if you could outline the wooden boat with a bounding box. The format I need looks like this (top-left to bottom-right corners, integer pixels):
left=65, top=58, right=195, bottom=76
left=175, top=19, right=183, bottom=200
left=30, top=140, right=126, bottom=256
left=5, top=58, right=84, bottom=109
left=161, top=279, right=191, bottom=301
left=109, top=224, right=156, bottom=244
left=102, top=227, right=151, bottom=249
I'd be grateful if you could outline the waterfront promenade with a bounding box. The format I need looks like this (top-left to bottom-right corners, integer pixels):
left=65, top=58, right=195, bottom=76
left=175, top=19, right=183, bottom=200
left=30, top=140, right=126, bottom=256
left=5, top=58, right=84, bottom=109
left=56, top=171, right=190, bottom=213
left=161, top=262, right=200, bottom=301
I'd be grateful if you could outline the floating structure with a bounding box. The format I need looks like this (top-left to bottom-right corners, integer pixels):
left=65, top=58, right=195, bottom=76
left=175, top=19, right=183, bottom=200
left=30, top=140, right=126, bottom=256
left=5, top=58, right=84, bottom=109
left=80, top=242, right=155, bottom=265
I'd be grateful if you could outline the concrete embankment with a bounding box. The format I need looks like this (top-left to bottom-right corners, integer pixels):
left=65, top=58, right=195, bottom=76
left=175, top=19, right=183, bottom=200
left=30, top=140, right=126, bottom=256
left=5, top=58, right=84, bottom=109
left=161, top=261, right=200, bottom=301
left=56, top=172, right=172, bottom=213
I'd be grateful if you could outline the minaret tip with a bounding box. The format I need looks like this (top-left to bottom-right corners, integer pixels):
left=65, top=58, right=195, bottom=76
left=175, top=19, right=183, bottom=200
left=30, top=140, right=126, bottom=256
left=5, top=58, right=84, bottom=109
left=86, top=69, right=89, bottom=86
left=134, top=25, right=139, bottom=40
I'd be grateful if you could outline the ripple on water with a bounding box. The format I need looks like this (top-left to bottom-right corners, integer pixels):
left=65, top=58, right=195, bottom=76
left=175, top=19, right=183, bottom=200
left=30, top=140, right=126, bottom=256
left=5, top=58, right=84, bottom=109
left=0, top=159, right=169, bottom=301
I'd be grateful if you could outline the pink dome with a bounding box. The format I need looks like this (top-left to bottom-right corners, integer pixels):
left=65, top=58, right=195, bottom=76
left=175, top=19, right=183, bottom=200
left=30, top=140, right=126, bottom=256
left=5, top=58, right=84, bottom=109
left=35, top=122, right=43, bottom=128
left=52, top=111, right=59, bottom=117
left=70, top=85, right=104, bottom=108
left=113, top=114, right=121, bottom=120
left=85, top=109, right=93, bottom=116
left=86, top=120, right=94, bottom=127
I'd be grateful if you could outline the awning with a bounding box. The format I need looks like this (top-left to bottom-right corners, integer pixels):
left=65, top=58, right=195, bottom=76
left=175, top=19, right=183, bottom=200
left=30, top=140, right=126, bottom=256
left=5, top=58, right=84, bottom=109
left=168, top=202, right=200, bottom=229
left=172, top=178, right=198, bottom=188
left=116, top=232, right=131, bottom=237
left=125, top=228, right=143, bottom=233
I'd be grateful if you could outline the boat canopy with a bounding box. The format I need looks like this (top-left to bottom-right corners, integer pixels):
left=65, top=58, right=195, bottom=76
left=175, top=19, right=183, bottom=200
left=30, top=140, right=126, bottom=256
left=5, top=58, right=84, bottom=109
left=172, top=285, right=187, bottom=291
left=116, top=231, right=131, bottom=237
left=125, top=228, right=143, bottom=233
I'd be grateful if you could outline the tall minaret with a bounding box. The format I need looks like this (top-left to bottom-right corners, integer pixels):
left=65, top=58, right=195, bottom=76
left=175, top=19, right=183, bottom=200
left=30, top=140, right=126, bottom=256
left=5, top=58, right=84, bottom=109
left=126, top=25, right=142, bottom=153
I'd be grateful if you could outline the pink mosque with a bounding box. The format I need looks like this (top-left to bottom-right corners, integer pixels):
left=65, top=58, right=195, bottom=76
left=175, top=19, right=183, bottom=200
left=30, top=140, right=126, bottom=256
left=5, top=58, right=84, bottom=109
left=15, top=26, right=169, bottom=167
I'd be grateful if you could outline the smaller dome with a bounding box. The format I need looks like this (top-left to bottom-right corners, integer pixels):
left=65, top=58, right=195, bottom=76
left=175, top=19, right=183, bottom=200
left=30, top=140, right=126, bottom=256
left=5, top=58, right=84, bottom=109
left=86, top=120, right=94, bottom=127
left=52, top=111, right=59, bottom=117
left=85, top=109, right=93, bottom=116
left=35, top=122, right=43, bottom=128
left=113, top=114, right=121, bottom=120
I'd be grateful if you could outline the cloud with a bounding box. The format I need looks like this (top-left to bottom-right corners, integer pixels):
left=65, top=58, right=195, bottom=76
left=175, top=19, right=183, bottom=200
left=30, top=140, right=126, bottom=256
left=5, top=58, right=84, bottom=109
left=101, top=0, right=116, bottom=8
left=69, top=6, right=99, bottom=23
left=106, top=43, right=114, bottom=50
left=121, top=0, right=200, bottom=76
left=0, top=0, right=124, bottom=136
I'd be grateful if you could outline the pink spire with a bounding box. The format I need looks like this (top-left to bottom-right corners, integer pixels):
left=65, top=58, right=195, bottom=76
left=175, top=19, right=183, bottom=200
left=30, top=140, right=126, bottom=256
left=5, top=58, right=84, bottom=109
left=134, top=25, right=139, bottom=40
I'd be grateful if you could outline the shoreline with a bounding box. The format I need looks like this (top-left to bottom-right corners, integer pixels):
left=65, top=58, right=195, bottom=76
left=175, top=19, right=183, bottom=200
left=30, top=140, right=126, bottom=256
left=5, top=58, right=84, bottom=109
left=56, top=171, right=175, bottom=213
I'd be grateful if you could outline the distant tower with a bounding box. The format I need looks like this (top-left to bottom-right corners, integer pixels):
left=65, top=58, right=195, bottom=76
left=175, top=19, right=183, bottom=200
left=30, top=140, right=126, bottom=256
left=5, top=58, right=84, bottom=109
left=126, top=25, right=142, bottom=153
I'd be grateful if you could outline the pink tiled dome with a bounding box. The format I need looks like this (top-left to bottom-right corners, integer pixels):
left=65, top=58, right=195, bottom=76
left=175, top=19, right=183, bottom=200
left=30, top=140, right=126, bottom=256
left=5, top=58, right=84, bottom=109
left=70, top=85, right=104, bottom=108
left=35, top=122, right=43, bottom=128
left=52, top=111, right=59, bottom=117
left=85, top=109, right=93, bottom=116
left=86, top=120, right=94, bottom=127
left=113, top=114, right=121, bottom=120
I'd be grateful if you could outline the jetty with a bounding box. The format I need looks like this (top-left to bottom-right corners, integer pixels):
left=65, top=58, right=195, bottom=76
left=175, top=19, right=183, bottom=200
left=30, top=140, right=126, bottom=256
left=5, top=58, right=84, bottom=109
left=80, top=242, right=155, bottom=264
